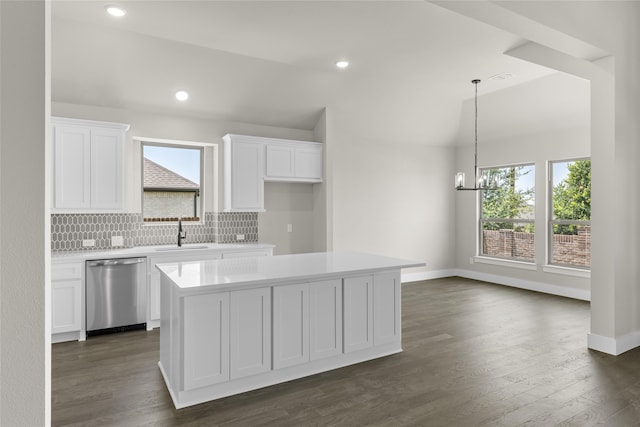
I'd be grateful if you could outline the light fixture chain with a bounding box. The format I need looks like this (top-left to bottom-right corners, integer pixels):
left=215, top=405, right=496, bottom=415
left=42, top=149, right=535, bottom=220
left=474, top=79, right=478, bottom=188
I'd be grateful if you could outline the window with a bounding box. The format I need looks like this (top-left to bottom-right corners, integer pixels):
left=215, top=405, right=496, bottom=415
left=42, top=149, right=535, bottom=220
left=549, top=159, right=591, bottom=268
left=142, top=143, right=202, bottom=222
left=479, top=164, right=535, bottom=262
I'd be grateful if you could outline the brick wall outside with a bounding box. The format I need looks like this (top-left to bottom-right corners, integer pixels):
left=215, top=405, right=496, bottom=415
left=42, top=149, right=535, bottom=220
left=483, top=226, right=591, bottom=267
left=143, top=191, right=200, bottom=219
left=483, top=230, right=535, bottom=262
left=551, top=226, right=591, bottom=267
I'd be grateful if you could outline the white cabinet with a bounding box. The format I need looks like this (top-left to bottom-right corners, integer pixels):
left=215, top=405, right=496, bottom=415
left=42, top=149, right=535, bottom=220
left=265, top=142, right=323, bottom=183
left=229, top=287, right=271, bottom=379
left=51, top=117, right=129, bottom=212
left=309, top=279, right=343, bottom=360
left=343, top=275, right=374, bottom=353
left=273, top=283, right=310, bottom=369
left=343, top=272, right=402, bottom=353
left=53, top=126, right=91, bottom=209
left=51, top=262, right=83, bottom=337
left=183, top=293, right=230, bottom=390
left=373, top=271, right=401, bottom=345
left=223, top=135, right=265, bottom=212
left=265, top=144, right=294, bottom=179
left=273, top=279, right=342, bottom=369
left=90, top=128, right=125, bottom=209
left=223, top=134, right=323, bottom=212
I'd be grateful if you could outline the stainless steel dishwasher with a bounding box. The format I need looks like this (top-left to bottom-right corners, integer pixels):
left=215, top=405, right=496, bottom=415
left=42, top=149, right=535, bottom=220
left=86, top=257, right=147, bottom=336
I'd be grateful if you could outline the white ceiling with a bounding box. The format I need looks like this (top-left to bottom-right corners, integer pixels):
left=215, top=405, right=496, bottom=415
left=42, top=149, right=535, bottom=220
left=51, top=0, right=564, bottom=146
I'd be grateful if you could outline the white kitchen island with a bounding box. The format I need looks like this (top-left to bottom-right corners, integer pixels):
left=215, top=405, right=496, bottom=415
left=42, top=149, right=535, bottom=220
left=157, top=251, right=424, bottom=409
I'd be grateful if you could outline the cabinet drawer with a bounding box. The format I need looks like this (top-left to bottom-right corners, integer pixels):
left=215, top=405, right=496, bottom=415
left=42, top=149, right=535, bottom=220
left=52, top=262, right=83, bottom=280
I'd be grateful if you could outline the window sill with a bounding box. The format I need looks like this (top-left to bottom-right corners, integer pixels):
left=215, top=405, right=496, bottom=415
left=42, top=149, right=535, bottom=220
left=472, top=256, right=537, bottom=271
left=543, top=264, right=590, bottom=278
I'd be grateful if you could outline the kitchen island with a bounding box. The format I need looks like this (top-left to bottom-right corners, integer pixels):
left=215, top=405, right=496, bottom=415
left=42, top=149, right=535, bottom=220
left=157, top=251, right=424, bottom=409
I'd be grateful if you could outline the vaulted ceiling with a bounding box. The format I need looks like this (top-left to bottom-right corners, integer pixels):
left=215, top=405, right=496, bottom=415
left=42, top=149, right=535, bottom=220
left=52, top=1, right=573, bottom=146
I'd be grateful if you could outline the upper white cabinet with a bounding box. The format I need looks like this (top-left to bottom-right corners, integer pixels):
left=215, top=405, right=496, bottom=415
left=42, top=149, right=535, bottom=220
left=265, top=142, right=323, bottom=183
left=223, top=135, right=265, bottom=212
left=51, top=117, right=129, bottom=212
left=223, top=134, right=323, bottom=212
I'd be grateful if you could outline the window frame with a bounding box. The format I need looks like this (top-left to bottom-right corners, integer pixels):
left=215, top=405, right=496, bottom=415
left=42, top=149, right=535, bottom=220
left=140, top=139, right=205, bottom=224
left=478, top=162, right=536, bottom=263
left=547, top=157, right=591, bottom=270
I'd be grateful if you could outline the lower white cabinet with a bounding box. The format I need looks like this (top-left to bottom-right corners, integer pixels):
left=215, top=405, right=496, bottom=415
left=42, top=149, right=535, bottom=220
left=52, top=279, right=82, bottom=334
left=373, top=272, right=401, bottom=345
left=183, top=293, right=230, bottom=390
left=273, top=279, right=343, bottom=369
left=309, top=280, right=343, bottom=360
left=159, top=264, right=408, bottom=408
left=343, top=275, right=374, bottom=353
left=273, top=283, right=310, bottom=369
left=51, top=261, right=83, bottom=338
left=229, top=287, right=272, bottom=379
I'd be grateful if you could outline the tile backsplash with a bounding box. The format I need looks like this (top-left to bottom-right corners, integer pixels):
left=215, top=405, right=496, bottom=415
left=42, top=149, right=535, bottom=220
left=51, top=212, right=258, bottom=252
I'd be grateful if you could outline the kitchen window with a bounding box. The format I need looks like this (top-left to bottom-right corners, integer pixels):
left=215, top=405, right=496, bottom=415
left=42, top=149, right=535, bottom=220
left=479, top=164, right=535, bottom=262
left=549, top=158, right=591, bottom=269
left=142, top=142, right=202, bottom=222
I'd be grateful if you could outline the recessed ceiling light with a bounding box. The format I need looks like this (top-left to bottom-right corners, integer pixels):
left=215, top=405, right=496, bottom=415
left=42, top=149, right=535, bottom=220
left=175, top=90, right=189, bottom=101
left=105, top=5, right=126, bottom=17
left=335, top=60, right=349, bottom=69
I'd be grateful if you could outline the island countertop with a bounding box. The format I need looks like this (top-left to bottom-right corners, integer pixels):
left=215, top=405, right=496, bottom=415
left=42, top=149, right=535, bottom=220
left=156, top=250, right=425, bottom=291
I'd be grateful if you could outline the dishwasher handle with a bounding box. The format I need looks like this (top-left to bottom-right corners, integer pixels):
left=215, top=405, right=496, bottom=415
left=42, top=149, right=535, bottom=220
left=87, top=258, right=146, bottom=267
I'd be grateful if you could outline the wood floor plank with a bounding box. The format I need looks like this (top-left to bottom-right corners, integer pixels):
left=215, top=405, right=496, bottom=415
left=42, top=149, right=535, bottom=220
left=52, top=277, right=640, bottom=426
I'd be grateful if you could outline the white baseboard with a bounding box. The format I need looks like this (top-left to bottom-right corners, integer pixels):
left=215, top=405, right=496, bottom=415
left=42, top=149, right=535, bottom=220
left=401, top=269, right=456, bottom=283
left=451, top=268, right=591, bottom=301
left=588, top=331, right=640, bottom=355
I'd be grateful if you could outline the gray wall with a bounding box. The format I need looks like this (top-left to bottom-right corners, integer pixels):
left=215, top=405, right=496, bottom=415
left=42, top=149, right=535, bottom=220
left=0, top=1, right=49, bottom=424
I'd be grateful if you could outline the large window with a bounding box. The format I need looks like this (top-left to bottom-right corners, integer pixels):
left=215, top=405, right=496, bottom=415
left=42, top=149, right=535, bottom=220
left=142, top=143, right=202, bottom=222
left=549, top=159, right=591, bottom=268
left=480, top=164, right=535, bottom=262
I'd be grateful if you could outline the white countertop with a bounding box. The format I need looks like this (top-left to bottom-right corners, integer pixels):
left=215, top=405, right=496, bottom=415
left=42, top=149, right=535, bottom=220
left=51, top=242, right=276, bottom=263
left=157, top=251, right=425, bottom=291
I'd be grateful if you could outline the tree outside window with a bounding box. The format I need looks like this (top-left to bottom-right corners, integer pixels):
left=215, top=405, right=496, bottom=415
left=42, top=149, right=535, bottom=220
left=550, top=159, right=591, bottom=268
left=480, top=164, right=535, bottom=262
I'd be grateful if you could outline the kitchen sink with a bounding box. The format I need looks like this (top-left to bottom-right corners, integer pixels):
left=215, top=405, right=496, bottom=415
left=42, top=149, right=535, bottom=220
left=155, top=245, right=209, bottom=251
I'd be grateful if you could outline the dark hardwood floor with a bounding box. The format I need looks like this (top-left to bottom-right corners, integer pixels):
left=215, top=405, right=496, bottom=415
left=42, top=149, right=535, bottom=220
left=52, top=277, right=640, bottom=426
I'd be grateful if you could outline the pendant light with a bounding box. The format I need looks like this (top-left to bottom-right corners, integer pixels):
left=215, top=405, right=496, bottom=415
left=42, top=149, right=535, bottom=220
left=455, top=79, right=498, bottom=191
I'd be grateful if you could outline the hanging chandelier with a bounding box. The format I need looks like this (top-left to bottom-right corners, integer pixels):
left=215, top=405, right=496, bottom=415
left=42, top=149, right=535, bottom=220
left=455, top=79, right=498, bottom=191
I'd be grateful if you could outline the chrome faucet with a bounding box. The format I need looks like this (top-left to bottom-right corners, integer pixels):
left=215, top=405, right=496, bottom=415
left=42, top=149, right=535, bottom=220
left=177, top=217, right=186, bottom=247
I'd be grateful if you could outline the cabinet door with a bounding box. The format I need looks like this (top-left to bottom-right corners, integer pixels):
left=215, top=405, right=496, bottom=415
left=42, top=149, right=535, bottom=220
left=309, top=279, right=342, bottom=360
left=373, top=271, right=401, bottom=346
left=183, top=293, right=230, bottom=390
left=53, top=126, right=91, bottom=209
left=294, top=145, right=323, bottom=181
left=265, top=144, right=294, bottom=178
left=229, top=287, right=271, bottom=379
left=90, top=128, right=124, bottom=210
left=229, top=140, right=264, bottom=211
left=343, top=276, right=373, bottom=353
left=52, top=279, right=82, bottom=334
left=273, top=283, right=309, bottom=369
